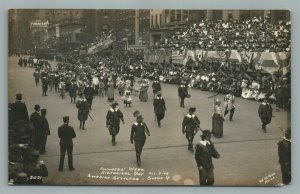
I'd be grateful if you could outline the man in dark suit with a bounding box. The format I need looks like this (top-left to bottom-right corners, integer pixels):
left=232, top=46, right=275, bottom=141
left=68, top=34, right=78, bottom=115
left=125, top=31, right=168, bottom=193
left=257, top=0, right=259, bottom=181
left=84, top=81, right=94, bottom=110
left=178, top=81, right=189, bottom=108
left=58, top=116, right=76, bottom=171
left=30, top=104, right=42, bottom=151
left=278, top=127, right=291, bottom=184
left=39, top=109, right=50, bottom=154
left=106, top=102, right=125, bottom=145
left=258, top=98, right=273, bottom=132
left=10, top=93, right=29, bottom=125
left=195, top=130, right=220, bottom=185
left=153, top=92, right=167, bottom=128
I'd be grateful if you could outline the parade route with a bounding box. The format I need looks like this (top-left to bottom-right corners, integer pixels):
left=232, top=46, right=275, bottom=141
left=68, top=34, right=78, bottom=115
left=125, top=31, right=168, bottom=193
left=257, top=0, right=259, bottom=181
left=8, top=56, right=289, bottom=186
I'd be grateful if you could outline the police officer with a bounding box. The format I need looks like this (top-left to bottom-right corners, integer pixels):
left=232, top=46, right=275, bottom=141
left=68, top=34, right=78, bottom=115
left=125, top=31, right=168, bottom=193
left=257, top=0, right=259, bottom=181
left=30, top=104, right=42, bottom=151
left=39, top=109, right=50, bottom=154
left=10, top=93, right=29, bottom=125
left=130, top=114, right=150, bottom=166
left=58, top=116, right=76, bottom=171
left=182, top=107, right=200, bottom=152
left=195, top=130, right=220, bottom=185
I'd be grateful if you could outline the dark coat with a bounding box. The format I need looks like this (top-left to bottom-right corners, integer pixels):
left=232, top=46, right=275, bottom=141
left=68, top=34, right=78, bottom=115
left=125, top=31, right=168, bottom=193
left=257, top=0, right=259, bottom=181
left=84, top=85, right=94, bottom=99
left=58, top=124, right=76, bottom=147
left=195, top=141, right=220, bottom=169
left=178, top=85, right=188, bottom=97
left=40, top=115, right=50, bottom=136
left=130, top=122, right=150, bottom=142
left=106, top=108, right=124, bottom=127
left=69, top=82, right=78, bottom=96
left=278, top=138, right=291, bottom=165
left=152, top=81, right=161, bottom=93
left=182, top=113, right=200, bottom=133
left=258, top=102, right=273, bottom=119
left=76, top=98, right=89, bottom=121
left=153, top=97, right=166, bottom=114
left=11, top=101, right=29, bottom=123
left=30, top=112, right=42, bottom=137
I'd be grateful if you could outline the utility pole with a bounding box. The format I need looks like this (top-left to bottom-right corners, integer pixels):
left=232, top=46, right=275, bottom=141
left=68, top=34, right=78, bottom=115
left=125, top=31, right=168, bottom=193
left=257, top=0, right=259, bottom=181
left=135, top=9, right=139, bottom=46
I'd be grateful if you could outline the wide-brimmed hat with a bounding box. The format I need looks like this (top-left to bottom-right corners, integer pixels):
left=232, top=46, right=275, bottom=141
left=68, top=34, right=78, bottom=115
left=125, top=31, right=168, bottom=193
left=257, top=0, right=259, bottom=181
left=133, top=110, right=141, bottom=117
left=189, top=107, right=196, bottom=112
left=200, top=130, right=212, bottom=137
left=111, top=101, right=118, bottom=107
left=34, top=104, right=40, bottom=111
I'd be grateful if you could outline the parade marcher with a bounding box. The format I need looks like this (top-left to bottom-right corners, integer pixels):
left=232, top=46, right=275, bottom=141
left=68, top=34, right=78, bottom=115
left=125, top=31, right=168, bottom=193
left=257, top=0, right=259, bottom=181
left=122, top=90, right=132, bottom=107
left=30, top=104, right=42, bottom=151
left=23, top=151, right=48, bottom=185
left=53, top=72, right=59, bottom=93
left=258, top=98, right=273, bottom=133
left=76, top=94, right=90, bottom=130
left=224, top=91, right=235, bottom=121
left=139, top=78, right=149, bottom=102
left=39, top=109, right=50, bottom=154
left=195, top=130, right=220, bottom=185
left=33, top=69, right=40, bottom=86
left=130, top=114, right=150, bottom=166
left=41, top=76, right=48, bottom=96
left=59, top=79, right=66, bottom=99
left=117, top=79, right=125, bottom=96
left=98, top=80, right=105, bottom=97
left=152, top=78, right=162, bottom=100
left=107, top=78, right=115, bottom=102
left=212, top=99, right=224, bottom=138
left=182, top=107, right=200, bottom=152
left=84, top=81, right=94, bottom=110
left=178, top=81, right=189, bottom=108
left=153, top=92, right=167, bottom=128
left=278, top=127, right=291, bottom=184
left=18, top=57, right=23, bottom=67
left=69, top=79, right=78, bottom=103
left=106, top=102, right=125, bottom=145
left=10, top=93, right=29, bottom=124
left=58, top=116, right=76, bottom=171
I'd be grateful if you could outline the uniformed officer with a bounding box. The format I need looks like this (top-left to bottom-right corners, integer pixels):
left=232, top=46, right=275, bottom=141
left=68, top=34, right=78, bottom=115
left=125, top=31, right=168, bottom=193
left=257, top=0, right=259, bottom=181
left=58, top=116, right=76, bottom=171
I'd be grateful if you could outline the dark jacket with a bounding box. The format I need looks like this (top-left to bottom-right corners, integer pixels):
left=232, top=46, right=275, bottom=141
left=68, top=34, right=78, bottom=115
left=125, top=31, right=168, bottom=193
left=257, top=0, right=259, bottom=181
left=195, top=141, right=220, bottom=169
left=106, top=108, right=124, bottom=127
left=152, top=81, right=161, bottom=93
left=84, top=85, right=94, bottom=99
left=24, top=162, right=48, bottom=185
left=30, top=112, right=42, bottom=136
left=58, top=124, right=76, bottom=146
left=182, top=113, right=200, bottom=133
left=278, top=138, right=291, bottom=166
left=258, top=102, right=272, bottom=119
left=130, top=122, right=150, bottom=142
left=153, top=97, right=166, bottom=114
left=178, top=85, right=188, bottom=97
left=11, top=101, right=29, bottom=123
left=40, top=115, right=50, bottom=136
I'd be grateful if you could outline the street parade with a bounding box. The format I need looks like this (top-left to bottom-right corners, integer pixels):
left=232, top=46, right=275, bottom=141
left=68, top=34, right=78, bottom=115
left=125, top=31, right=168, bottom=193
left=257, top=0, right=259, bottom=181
left=8, top=9, right=291, bottom=186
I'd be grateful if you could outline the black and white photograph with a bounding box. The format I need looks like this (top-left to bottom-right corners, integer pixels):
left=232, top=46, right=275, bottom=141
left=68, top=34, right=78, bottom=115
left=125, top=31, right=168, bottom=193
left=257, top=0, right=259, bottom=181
left=8, top=9, right=291, bottom=186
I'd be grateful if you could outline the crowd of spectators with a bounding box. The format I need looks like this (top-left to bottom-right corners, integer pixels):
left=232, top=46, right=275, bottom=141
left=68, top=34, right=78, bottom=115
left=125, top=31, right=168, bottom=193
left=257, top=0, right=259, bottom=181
left=152, top=16, right=291, bottom=52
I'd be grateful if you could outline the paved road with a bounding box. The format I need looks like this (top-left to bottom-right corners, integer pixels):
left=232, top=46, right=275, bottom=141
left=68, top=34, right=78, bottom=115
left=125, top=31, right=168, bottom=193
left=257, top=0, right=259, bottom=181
left=8, top=56, right=290, bottom=186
